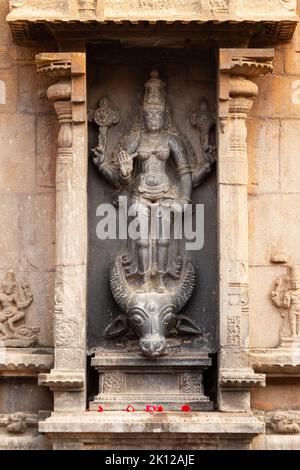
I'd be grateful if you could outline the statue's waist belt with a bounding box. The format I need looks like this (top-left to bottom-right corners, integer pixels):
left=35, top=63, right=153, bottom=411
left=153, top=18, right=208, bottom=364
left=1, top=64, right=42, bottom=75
left=137, top=173, right=169, bottom=188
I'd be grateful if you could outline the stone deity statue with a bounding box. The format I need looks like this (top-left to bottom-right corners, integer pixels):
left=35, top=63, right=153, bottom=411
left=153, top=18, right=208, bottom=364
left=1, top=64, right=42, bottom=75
left=271, top=265, right=300, bottom=345
left=92, top=70, right=215, bottom=356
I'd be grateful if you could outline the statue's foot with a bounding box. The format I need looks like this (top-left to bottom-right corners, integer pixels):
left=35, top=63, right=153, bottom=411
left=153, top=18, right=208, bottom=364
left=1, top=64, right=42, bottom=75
left=157, top=273, right=167, bottom=293
left=136, top=274, right=151, bottom=293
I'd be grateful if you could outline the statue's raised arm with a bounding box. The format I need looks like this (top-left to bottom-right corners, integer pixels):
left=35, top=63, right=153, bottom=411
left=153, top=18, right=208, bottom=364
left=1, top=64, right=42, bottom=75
left=90, top=96, right=136, bottom=189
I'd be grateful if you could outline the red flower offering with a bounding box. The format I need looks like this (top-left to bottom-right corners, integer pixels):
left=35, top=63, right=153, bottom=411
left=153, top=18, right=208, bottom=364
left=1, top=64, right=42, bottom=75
left=126, top=405, right=135, bottom=412
left=98, top=405, right=104, bottom=412
left=181, top=404, right=191, bottom=412
left=156, top=405, right=164, bottom=412
left=145, top=405, right=156, bottom=412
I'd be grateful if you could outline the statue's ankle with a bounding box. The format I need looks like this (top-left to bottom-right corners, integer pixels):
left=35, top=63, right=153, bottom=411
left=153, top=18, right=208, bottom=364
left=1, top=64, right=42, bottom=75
left=157, top=272, right=167, bottom=292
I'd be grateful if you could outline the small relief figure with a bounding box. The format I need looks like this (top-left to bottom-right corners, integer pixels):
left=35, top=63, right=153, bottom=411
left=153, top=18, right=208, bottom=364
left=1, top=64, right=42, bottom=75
left=271, top=265, right=300, bottom=347
left=270, top=413, right=300, bottom=434
left=5, top=412, right=38, bottom=434
left=6, top=413, right=26, bottom=434
left=190, top=99, right=216, bottom=188
left=91, top=70, right=214, bottom=357
left=0, top=270, right=39, bottom=347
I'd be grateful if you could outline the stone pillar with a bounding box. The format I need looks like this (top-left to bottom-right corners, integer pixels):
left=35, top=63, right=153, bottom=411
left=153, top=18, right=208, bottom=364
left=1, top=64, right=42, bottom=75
left=217, top=49, right=274, bottom=411
left=35, top=53, right=87, bottom=412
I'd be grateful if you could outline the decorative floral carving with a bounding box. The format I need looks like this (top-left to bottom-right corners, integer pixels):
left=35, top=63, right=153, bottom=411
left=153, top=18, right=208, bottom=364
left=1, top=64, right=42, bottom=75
left=271, top=265, right=300, bottom=347
left=0, top=270, right=39, bottom=347
left=227, top=316, right=241, bottom=346
left=55, top=349, right=84, bottom=369
left=55, top=318, right=79, bottom=347
left=103, top=372, right=122, bottom=393
left=182, top=373, right=203, bottom=394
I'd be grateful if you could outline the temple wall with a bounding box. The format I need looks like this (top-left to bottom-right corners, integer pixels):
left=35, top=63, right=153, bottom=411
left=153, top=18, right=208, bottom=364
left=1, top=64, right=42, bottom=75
left=0, top=1, right=54, bottom=447
left=0, top=1, right=56, bottom=347
left=248, top=5, right=300, bottom=429
left=249, top=21, right=300, bottom=349
left=0, top=0, right=300, bottom=450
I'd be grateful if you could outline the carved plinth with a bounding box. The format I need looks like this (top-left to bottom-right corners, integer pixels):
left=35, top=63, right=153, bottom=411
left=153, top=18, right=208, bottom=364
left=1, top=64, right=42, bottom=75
left=90, top=352, right=213, bottom=411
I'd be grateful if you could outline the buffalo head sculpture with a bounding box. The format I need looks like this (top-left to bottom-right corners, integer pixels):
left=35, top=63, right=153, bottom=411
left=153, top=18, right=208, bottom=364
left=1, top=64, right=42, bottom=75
left=104, top=255, right=199, bottom=357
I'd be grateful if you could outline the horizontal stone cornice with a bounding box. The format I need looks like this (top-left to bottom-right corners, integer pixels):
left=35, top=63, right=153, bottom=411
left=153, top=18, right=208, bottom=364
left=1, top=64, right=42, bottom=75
left=6, top=1, right=298, bottom=43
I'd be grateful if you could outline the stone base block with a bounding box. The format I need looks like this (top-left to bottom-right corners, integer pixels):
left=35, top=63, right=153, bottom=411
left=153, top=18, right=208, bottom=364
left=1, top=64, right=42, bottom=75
left=0, top=347, right=53, bottom=376
left=251, top=347, right=300, bottom=376
left=280, top=338, right=300, bottom=349
left=90, top=351, right=213, bottom=411
left=39, top=411, right=265, bottom=450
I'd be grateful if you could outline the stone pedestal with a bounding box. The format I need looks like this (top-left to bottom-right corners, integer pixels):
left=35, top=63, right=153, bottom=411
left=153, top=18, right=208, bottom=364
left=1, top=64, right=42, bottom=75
left=39, top=411, right=264, bottom=450
left=90, top=352, right=213, bottom=411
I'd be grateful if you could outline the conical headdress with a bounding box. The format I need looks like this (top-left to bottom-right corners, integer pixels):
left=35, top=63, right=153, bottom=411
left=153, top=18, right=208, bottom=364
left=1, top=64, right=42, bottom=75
left=143, top=70, right=165, bottom=112
left=2, top=270, right=16, bottom=286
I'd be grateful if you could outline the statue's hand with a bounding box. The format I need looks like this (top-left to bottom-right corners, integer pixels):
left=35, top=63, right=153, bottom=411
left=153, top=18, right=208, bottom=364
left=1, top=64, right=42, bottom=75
left=204, top=145, right=217, bottom=166
left=92, top=147, right=105, bottom=167
left=271, top=291, right=279, bottom=302
left=118, top=149, right=136, bottom=178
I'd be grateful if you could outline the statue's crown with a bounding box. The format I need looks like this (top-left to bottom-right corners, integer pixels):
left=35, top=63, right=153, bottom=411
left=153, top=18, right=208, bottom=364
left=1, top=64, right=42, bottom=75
left=143, top=70, right=165, bottom=111
left=2, top=269, right=16, bottom=286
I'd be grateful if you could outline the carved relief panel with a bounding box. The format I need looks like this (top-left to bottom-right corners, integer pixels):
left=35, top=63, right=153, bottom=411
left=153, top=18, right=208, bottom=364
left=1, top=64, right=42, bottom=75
left=87, top=46, right=218, bottom=358
left=0, top=270, right=39, bottom=347
left=271, top=265, right=300, bottom=348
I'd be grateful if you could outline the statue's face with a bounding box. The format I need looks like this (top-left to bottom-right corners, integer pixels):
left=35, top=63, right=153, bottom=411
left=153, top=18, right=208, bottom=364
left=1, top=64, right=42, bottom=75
left=144, top=108, right=164, bottom=132
left=128, top=296, right=176, bottom=357
left=3, top=283, right=14, bottom=295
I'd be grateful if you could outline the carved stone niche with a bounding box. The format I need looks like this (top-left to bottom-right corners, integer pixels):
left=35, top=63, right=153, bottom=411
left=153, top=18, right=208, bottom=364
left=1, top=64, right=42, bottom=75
left=87, top=49, right=217, bottom=411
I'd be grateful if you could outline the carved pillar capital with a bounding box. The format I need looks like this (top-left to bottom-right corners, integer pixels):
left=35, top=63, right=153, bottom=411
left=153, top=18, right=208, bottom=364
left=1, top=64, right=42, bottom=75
left=218, top=48, right=274, bottom=412
left=35, top=53, right=87, bottom=412
left=219, top=49, right=274, bottom=137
